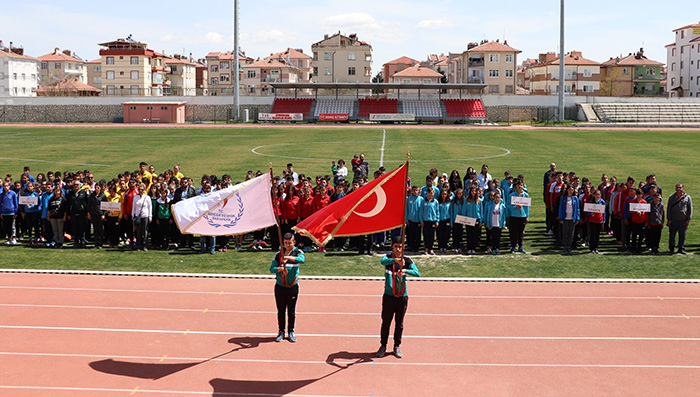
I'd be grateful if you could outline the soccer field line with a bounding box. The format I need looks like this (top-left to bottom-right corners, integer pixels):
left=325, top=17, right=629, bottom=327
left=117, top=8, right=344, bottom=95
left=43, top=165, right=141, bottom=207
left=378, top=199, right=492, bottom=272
left=1, top=303, right=695, bottom=319
left=0, top=157, right=110, bottom=167
left=4, top=284, right=700, bottom=299
left=2, top=351, right=700, bottom=370
left=379, top=129, right=386, bottom=167
left=2, top=325, right=699, bottom=341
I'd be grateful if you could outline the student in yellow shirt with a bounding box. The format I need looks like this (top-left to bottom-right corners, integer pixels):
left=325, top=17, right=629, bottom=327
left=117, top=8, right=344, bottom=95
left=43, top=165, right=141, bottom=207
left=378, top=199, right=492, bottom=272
left=173, top=163, right=184, bottom=181
left=105, top=184, right=123, bottom=248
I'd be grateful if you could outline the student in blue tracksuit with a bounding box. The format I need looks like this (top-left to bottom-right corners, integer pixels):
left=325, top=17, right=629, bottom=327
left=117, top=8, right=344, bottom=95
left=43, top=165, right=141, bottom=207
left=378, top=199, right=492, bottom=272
left=483, top=191, right=507, bottom=255
left=1, top=181, right=19, bottom=244
left=376, top=236, right=420, bottom=359
left=464, top=187, right=482, bottom=254
left=436, top=189, right=452, bottom=253
left=507, top=179, right=530, bottom=254
left=421, top=175, right=440, bottom=199
left=22, top=182, right=42, bottom=246
left=451, top=188, right=466, bottom=253
left=40, top=183, right=54, bottom=245
left=405, top=186, right=424, bottom=253
left=270, top=233, right=305, bottom=343
left=558, top=184, right=580, bottom=254
left=420, top=187, right=439, bottom=255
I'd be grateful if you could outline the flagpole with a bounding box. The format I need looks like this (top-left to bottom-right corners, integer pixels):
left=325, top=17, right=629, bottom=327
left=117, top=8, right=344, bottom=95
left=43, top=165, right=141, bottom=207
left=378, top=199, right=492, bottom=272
left=269, top=163, right=285, bottom=259
left=399, top=153, right=409, bottom=265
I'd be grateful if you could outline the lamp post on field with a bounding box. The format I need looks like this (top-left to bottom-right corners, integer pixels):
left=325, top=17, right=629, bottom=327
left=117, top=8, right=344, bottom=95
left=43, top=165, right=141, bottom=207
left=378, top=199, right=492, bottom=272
left=233, top=0, right=240, bottom=122
left=558, top=0, right=565, bottom=122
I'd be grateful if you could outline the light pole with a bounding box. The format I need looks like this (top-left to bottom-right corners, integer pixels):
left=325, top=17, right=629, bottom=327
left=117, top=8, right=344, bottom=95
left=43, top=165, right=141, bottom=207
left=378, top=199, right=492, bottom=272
left=558, top=0, right=565, bottom=122
left=233, top=0, right=240, bottom=122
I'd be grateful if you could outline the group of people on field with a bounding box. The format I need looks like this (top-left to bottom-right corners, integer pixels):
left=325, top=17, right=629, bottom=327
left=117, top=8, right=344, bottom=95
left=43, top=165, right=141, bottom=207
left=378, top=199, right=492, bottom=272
left=0, top=158, right=693, bottom=256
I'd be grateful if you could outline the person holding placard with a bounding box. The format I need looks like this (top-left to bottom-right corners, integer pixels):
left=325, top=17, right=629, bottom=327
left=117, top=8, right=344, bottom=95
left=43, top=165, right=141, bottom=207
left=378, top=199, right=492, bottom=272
left=22, top=182, right=41, bottom=246
left=667, top=184, right=692, bottom=255
left=585, top=189, right=606, bottom=254
left=47, top=186, right=67, bottom=248
left=647, top=193, right=664, bottom=255
left=558, top=184, right=580, bottom=255
left=507, top=180, right=529, bottom=254
left=626, top=189, right=649, bottom=254
left=484, top=191, right=506, bottom=255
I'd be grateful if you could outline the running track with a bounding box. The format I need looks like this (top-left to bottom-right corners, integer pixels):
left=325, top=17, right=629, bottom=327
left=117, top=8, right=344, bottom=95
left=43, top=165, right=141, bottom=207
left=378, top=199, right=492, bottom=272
left=1, top=272, right=700, bottom=396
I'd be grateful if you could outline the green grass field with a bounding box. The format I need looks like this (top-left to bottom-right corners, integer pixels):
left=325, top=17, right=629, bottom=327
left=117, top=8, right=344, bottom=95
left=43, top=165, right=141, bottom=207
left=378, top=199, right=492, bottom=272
left=0, top=125, right=698, bottom=278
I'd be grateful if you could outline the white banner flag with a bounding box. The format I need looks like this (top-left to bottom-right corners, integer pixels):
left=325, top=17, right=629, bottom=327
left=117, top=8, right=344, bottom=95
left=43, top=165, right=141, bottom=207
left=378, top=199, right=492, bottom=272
left=173, top=174, right=276, bottom=236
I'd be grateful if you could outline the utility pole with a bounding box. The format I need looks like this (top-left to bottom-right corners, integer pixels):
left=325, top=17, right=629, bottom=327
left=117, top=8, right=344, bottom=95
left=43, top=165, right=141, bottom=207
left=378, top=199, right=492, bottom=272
left=233, top=0, right=240, bottom=122
left=558, top=0, right=565, bottom=122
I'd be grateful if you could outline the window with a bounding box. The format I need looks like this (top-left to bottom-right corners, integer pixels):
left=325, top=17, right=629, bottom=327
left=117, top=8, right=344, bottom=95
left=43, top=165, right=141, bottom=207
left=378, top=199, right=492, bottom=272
left=403, top=79, right=411, bottom=84
left=488, top=85, right=499, bottom=93
left=93, top=77, right=101, bottom=84
left=131, top=71, right=139, bottom=80
left=488, top=70, right=499, bottom=77
left=220, top=74, right=230, bottom=82
left=646, top=67, right=656, bottom=76
left=31, top=74, right=36, bottom=81
left=247, top=70, right=256, bottom=78
left=248, top=85, right=256, bottom=94
left=671, top=77, right=676, bottom=86
left=324, top=52, right=333, bottom=61
left=170, top=65, right=178, bottom=72
left=681, top=30, right=685, bottom=39
left=505, top=54, right=513, bottom=63
left=583, top=69, right=592, bottom=77
left=681, top=61, right=685, bottom=69
left=312, top=52, right=318, bottom=61
left=490, top=54, right=499, bottom=62
left=41, top=62, right=47, bottom=70
left=324, top=67, right=332, bottom=76
left=131, top=85, right=139, bottom=95
left=106, top=57, right=114, bottom=65
left=129, top=106, right=136, bottom=110
left=211, top=65, right=218, bottom=73
left=211, top=77, right=219, bottom=85
left=21, top=73, right=26, bottom=81
left=0, top=72, right=4, bottom=80
left=348, top=67, right=356, bottom=75
left=220, top=62, right=229, bottom=69
left=505, top=85, right=514, bottom=93
left=423, top=79, right=432, bottom=84
left=13, top=73, right=17, bottom=80
left=505, top=70, right=513, bottom=77
left=106, top=85, right=115, bottom=95
left=583, top=85, right=594, bottom=93
left=623, top=67, right=630, bottom=74
left=348, top=52, right=356, bottom=61
left=93, top=65, right=100, bottom=72
left=313, top=67, right=318, bottom=76
left=680, top=76, right=683, bottom=85
left=120, top=71, right=125, bottom=76
left=161, top=106, right=168, bottom=110
left=146, top=106, right=153, bottom=110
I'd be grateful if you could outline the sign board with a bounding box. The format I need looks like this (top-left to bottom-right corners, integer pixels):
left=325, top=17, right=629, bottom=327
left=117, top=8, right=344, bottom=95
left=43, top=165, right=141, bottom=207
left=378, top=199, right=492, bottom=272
left=584, top=203, right=606, bottom=214
left=629, top=203, right=651, bottom=213
left=259, top=113, right=303, bottom=121
left=319, top=114, right=349, bottom=121
left=510, top=196, right=531, bottom=207
left=19, top=196, right=38, bottom=206
left=369, top=113, right=415, bottom=121
left=101, top=202, right=122, bottom=211
left=455, top=215, right=477, bottom=226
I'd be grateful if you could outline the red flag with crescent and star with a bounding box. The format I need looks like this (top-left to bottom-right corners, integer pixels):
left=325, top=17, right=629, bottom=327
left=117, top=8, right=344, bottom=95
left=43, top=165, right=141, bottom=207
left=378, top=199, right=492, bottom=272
left=293, top=163, right=408, bottom=247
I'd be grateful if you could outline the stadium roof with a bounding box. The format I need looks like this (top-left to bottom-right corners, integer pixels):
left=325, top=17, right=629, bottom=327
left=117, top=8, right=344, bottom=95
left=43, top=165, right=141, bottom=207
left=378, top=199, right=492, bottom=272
left=270, top=82, right=486, bottom=91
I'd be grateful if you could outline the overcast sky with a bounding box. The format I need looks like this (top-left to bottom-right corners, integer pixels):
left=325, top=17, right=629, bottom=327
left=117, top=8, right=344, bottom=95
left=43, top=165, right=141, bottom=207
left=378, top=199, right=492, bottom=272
left=3, top=1, right=697, bottom=72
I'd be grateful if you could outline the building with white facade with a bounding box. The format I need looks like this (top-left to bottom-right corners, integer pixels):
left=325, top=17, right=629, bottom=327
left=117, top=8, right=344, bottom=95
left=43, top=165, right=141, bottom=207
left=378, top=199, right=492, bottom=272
left=666, top=23, right=700, bottom=97
left=0, top=44, right=40, bottom=97
left=37, top=48, right=87, bottom=86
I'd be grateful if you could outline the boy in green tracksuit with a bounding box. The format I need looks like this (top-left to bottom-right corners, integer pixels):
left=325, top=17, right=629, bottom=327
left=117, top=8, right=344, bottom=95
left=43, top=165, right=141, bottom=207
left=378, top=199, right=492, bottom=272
left=270, top=232, right=305, bottom=343
left=376, top=236, right=420, bottom=359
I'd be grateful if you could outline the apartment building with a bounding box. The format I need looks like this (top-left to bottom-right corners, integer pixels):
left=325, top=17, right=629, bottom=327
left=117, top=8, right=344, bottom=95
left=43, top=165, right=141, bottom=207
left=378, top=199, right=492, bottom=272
left=242, top=58, right=301, bottom=96
left=666, top=22, right=700, bottom=97
left=0, top=43, right=40, bottom=97
left=194, top=60, right=208, bottom=95
left=600, top=49, right=664, bottom=96
left=37, top=48, right=87, bottom=86
left=382, top=56, right=420, bottom=83
left=98, top=38, right=167, bottom=96
left=311, top=32, right=372, bottom=83
left=86, top=58, right=101, bottom=90
left=165, top=55, right=197, bottom=96
left=205, top=51, right=254, bottom=95
left=267, top=48, right=313, bottom=83
left=516, top=58, right=538, bottom=91
left=389, top=65, right=443, bottom=94
left=462, top=40, right=520, bottom=94
left=529, top=51, right=602, bottom=96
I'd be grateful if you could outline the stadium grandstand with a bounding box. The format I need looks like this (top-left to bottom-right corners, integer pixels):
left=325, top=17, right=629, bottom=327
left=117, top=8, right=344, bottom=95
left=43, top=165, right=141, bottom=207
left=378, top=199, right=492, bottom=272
left=265, top=82, right=488, bottom=123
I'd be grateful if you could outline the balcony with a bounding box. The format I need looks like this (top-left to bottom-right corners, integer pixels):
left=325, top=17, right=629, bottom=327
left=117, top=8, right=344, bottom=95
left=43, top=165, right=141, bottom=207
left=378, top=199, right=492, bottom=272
left=262, top=76, right=281, bottom=83
left=467, top=76, right=484, bottom=83
left=468, top=59, right=484, bottom=67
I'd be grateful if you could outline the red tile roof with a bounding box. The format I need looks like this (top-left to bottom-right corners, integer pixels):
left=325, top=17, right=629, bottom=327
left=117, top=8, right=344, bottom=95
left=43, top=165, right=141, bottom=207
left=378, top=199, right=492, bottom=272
left=673, top=23, right=700, bottom=32
left=243, top=58, right=296, bottom=69
left=87, top=58, right=101, bottom=64
left=544, top=53, right=600, bottom=66
left=268, top=48, right=311, bottom=60
left=392, top=65, right=442, bottom=78
left=384, top=56, right=420, bottom=66
left=35, top=79, right=101, bottom=94
left=0, top=49, right=37, bottom=60
left=601, top=54, right=663, bottom=67
left=468, top=41, right=522, bottom=53
left=37, top=51, right=85, bottom=63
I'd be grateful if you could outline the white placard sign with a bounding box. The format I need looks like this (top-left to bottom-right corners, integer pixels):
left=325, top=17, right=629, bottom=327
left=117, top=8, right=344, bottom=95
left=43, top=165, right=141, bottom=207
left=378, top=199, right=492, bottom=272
left=455, top=215, right=477, bottom=226
left=258, top=113, right=303, bottom=121
left=629, top=203, right=651, bottom=213
left=101, top=202, right=122, bottom=211
left=510, top=196, right=531, bottom=207
left=584, top=203, right=606, bottom=214
left=369, top=113, right=415, bottom=121
left=19, top=196, right=38, bottom=206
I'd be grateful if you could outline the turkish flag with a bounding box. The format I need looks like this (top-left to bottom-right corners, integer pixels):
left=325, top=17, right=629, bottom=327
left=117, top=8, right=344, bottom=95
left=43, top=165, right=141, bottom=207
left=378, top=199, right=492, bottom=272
left=293, top=164, right=408, bottom=246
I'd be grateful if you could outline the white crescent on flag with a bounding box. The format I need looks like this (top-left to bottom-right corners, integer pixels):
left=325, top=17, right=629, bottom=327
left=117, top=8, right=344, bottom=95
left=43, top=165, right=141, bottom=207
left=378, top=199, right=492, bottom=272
left=172, top=174, right=277, bottom=236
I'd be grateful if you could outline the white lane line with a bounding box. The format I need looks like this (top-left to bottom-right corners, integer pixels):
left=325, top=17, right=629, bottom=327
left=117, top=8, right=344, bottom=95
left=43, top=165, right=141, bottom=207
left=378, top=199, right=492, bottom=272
left=3, top=285, right=700, bottom=300
left=2, top=352, right=700, bottom=370
left=0, top=304, right=695, bottom=319
left=0, top=157, right=110, bottom=167
left=1, top=325, right=699, bottom=341
left=0, top=385, right=366, bottom=396
left=379, top=129, right=386, bottom=167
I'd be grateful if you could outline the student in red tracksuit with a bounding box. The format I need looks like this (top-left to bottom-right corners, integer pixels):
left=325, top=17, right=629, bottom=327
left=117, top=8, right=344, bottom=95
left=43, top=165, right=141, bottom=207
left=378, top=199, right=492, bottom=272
left=281, top=184, right=300, bottom=237
left=546, top=172, right=564, bottom=238
left=627, top=189, right=648, bottom=254
left=296, top=187, right=315, bottom=251
left=586, top=189, right=606, bottom=254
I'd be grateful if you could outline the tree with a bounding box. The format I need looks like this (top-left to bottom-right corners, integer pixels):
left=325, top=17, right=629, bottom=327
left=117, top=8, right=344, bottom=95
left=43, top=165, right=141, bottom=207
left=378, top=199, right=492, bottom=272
left=600, top=68, right=619, bottom=97
left=436, top=66, right=448, bottom=84
left=371, top=71, right=384, bottom=94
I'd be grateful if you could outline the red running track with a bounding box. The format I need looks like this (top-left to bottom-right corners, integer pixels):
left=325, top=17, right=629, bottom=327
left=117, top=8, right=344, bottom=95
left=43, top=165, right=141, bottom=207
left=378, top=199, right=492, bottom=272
left=1, top=273, right=700, bottom=396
